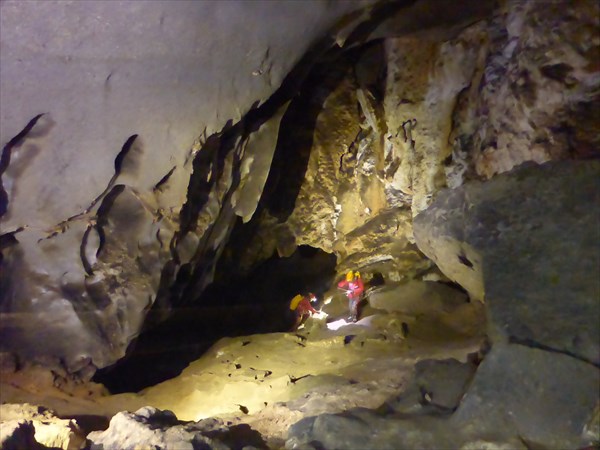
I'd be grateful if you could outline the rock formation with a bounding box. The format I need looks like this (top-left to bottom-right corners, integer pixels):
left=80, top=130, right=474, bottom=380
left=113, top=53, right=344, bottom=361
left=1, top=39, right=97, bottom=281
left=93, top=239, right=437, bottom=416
left=0, top=0, right=598, bottom=448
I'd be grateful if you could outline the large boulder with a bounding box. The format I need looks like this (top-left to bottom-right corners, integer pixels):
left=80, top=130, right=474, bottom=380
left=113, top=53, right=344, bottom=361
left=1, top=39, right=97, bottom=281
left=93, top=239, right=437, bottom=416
left=414, top=160, right=600, bottom=365
left=0, top=403, right=86, bottom=450
left=453, top=343, right=600, bottom=449
left=87, top=406, right=266, bottom=450
left=0, top=420, right=41, bottom=450
left=286, top=343, right=599, bottom=449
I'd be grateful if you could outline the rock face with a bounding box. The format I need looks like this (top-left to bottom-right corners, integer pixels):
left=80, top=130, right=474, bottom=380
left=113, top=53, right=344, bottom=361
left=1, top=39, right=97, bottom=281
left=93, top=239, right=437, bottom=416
left=414, top=160, right=600, bottom=365
left=0, top=0, right=377, bottom=372
left=453, top=343, right=599, bottom=449
left=224, top=0, right=599, bottom=286
left=287, top=159, right=599, bottom=450
left=87, top=406, right=244, bottom=450
left=0, top=420, right=41, bottom=450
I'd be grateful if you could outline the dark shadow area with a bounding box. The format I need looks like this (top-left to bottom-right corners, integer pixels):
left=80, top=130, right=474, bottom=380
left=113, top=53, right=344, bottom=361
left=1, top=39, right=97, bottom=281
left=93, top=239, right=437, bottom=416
left=204, top=424, right=268, bottom=450
left=61, top=414, right=110, bottom=436
left=93, top=245, right=336, bottom=393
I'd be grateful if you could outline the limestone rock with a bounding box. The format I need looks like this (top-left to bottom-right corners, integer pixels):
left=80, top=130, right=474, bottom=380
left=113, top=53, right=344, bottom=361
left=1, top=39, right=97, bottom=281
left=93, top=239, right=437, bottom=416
left=583, top=401, right=600, bottom=445
left=87, top=406, right=233, bottom=450
left=0, top=420, right=41, bottom=450
left=453, top=344, right=600, bottom=449
left=383, top=25, right=485, bottom=215
left=334, top=208, right=432, bottom=282
left=0, top=403, right=86, bottom=450
left=414, top=160, right=600, bottom=365
left=286, top=344, right=599, bottom=449
left=466, top=0, right=600, bottom=178
left=0, top=0, right=377, bottom=372
left=383, top=358, right=477, bottom=415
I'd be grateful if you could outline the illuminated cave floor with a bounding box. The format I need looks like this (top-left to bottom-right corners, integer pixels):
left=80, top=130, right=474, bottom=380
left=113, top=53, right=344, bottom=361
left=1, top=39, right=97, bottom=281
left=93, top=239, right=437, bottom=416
left=0, top=281, right=485, bottom=447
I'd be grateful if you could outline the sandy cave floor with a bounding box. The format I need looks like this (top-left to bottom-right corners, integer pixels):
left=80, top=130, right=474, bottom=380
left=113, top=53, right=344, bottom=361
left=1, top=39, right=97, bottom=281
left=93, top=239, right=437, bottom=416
left=0, top=281, right=486, bottom=447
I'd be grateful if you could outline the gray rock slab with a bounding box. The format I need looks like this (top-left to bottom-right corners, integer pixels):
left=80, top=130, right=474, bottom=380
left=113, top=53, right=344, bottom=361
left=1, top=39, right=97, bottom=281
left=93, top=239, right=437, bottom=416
left=452, top=343, right=600, bottom=449
left=414, top=160, right=600, bottom=365
left=384, top=357, right=477, bottom=414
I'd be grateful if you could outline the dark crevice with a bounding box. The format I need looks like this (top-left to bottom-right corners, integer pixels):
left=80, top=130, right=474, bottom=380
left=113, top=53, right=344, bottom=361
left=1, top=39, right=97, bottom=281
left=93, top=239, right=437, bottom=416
left=262, top=45, right=362, bottom=222
left=508, top=336, right=599, bottom=368
left=170, top=32, right=347, bottom=306
left=153, top=165, right=176, bottom=193
left=0, top=113, right=45, bottom=218
left=94, top=245, right=336, bottom=393
left=94, top=184, right=126, bottom=258
left=80, top=225, right=94, bottom=276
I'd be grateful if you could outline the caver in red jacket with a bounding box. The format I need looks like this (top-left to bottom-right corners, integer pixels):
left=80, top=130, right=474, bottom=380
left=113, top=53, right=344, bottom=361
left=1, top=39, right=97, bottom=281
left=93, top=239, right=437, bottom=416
left=337, top=271, right=364, bottom=322
left=290, top=293, right=318, bottom=330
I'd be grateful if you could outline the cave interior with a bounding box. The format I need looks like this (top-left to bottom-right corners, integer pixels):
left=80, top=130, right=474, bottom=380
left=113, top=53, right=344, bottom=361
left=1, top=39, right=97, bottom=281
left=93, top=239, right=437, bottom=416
left=0, top=0, right=599, bottom=449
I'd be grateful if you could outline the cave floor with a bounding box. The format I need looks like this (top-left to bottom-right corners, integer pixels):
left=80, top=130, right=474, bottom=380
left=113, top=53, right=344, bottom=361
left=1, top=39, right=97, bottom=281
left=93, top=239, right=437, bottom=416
left=0, top=281, right=485, bottom=448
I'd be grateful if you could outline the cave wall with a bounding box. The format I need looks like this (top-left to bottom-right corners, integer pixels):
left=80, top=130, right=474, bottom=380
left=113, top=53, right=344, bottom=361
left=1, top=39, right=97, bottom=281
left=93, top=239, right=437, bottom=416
left=0, top=0, right=598, bottom=378
left=231, top=0, right=599, bottom=284
left=0, top=0, right=377, bottom=373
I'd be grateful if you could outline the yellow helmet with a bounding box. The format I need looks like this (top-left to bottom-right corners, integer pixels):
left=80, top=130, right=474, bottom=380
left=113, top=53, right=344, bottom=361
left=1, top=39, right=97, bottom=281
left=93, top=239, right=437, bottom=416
left=346, top=271, right=354, bottom=281
left=355, top=271, right=361, bottom=278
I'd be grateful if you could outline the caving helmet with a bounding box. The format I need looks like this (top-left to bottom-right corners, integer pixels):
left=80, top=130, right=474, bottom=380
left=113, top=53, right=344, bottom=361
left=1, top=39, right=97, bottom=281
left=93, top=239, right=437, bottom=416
left=346, top=271, right=354, bottom=281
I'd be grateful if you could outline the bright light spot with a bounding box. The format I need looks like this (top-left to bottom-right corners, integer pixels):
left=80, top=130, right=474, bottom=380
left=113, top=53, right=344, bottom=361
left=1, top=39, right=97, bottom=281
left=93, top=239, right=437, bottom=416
left=314, top=311, right=328, bottom=320
left=298, top=324, right=305, bottom=330
left=324, top=296, right=333, bottom=305
left=327, top=318, right=349, bottom=331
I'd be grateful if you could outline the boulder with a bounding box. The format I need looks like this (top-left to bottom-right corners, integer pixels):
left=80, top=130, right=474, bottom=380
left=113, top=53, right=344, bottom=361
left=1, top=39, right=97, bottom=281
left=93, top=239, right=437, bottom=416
left=286, top=344, right=599, bottom=449
left=87, top=406, right=267, bottom=450
left=0, top=420, right=42, bottom=450
left=0, top=403, right=86, bottom=450
left=452, top=343, right=600, bottom=449
left=383, top=357, right=478, bottom=415
left=414, top=160, right=600, bottom=365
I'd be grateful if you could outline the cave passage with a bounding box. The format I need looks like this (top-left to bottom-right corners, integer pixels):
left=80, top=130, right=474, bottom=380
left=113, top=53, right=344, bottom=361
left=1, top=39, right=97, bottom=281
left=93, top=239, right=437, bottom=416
left=93, top=245, right=337, bottom=393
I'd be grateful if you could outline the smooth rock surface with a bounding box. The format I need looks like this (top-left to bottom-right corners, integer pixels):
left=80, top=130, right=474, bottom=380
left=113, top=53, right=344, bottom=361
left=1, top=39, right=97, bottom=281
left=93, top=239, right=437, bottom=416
left=453, top=343, right=600, bottom=449
left=414, top=160, right=600, bottom=365
left=384, top=357, right=478, bottom=415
